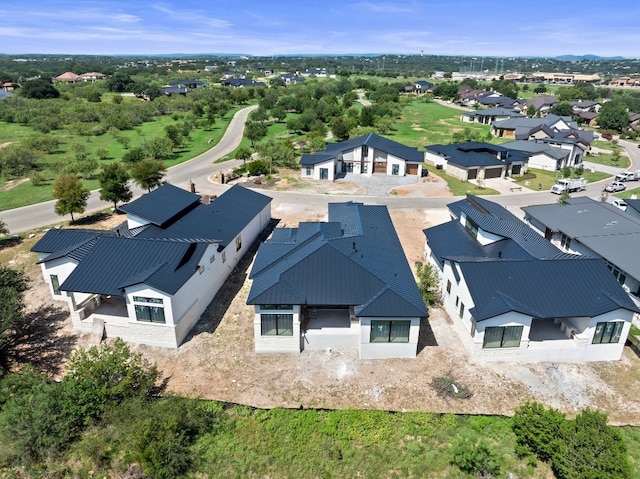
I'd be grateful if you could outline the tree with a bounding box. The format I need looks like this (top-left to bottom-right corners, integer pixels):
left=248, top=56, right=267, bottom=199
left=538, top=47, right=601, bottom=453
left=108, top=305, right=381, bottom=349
left=235, top=146, right=253, bottom=164
left=512, top=401, right=565, bottom=462
left=164, top=124, right=184, bottom=149
left=98, top=162, right=132, bottom=209
left=598, top=101, right=630, bottom=133
left=105, top=71, right=136, bottom=93
left=549, top=102, right=574, bottom=117
left=130, top=158, right=166, bottom=192
left=533, top=84, right=547, bottom=94
left=331, top=116, right=351, bottom=140
left=19, top=78, right=60, bottom=99
left=144, top=136, right=174, bottom=160
left=52, top=174, right=89, bottom=222
left=61, top=338, right=159, bottom=425
left=415, top=261, right=440, bottom=306
left=244, top=120, right=268, bottom=147
left=0, top=266, right=28, bottom=373
left=0, top=219, right=8, bottom=236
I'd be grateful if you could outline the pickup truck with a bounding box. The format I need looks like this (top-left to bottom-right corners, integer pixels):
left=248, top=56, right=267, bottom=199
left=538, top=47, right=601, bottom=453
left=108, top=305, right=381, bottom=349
left=604, top=182, right=626, bottom=193
left=615, top=171, right=640, bottom=182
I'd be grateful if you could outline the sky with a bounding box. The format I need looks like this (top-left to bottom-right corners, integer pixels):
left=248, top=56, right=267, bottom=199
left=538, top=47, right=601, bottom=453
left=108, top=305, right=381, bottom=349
left=1, top=1, right=640, bottom=58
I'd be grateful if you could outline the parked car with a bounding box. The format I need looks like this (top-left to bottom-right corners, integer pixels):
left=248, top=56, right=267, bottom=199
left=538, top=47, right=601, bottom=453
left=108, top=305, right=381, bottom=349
left=601, top=132, right=613, bottom=140
left=611, top=199, right=628, bottom=211
left=604, top=182, right=626, bottom=193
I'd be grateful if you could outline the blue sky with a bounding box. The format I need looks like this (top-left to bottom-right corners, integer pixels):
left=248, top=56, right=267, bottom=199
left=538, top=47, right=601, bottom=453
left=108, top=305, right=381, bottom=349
left=2, top=1, right=640, bottom=58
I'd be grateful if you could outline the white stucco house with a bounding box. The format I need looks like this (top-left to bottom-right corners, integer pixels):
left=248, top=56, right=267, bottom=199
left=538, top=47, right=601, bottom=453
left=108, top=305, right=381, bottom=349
left=423, top=195, right=638, bottom=362
left=32, top=184, right=272, bottom=348
left=300, top=133, right=424, bottom=181
left=247, top=202, right=428, bottom=359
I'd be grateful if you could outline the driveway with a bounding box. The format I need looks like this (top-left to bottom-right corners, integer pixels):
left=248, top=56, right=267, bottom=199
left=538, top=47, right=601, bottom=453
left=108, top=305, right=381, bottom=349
left=335, top=172, right=418, bottom=196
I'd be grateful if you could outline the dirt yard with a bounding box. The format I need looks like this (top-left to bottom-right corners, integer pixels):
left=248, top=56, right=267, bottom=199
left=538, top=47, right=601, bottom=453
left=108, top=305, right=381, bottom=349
left=11, top=172, right=640, bottom=425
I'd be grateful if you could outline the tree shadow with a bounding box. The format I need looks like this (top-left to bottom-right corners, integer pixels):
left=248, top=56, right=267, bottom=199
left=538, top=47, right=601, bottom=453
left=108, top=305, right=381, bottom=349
left=0, top=236, right=22, bottom=251
left=417, top=316, right=438, bottom=355
left=6, top=304, right=77, bottom=376
left=73, top=211, right=112, bottom=227
left=183, top=218, right=281, bottom=343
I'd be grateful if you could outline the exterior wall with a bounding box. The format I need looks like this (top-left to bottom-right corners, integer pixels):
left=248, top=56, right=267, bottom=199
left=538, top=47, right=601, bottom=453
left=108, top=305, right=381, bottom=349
left=527, top=153, right=561, bottom=171
left=40, top=256, right=79, bottom=300
left=126, top=213, right=149, bottom=229
left=359, top=317, right=420, bottom=359
left=445, top=163, right=469, bottom=181
left=440, top=258, right=634, bottom=362
left=308, top=158, right=336, bottom=181
left=386, top=153, right=406, bottom=176
left=424, top=150, right=447, bottom=168
left=254, top=305, right=302, bottom=353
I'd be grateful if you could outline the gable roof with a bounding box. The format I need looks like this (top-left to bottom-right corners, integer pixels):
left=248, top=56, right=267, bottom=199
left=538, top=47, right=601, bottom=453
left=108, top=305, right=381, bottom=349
left=502, top=140, right=569, bottom=160
left=118, top=183, right=201, bottom=227
left=59, top=236, right=208, bottom=296
left=458, top=257, right=638, bottom=321
left=463, top=107, right=524, bottom=119
left=425, top=142, right=529, bottom=168
left=248, top=202, right=427, bottom=318
left=323, top=133, right=424, bottom=163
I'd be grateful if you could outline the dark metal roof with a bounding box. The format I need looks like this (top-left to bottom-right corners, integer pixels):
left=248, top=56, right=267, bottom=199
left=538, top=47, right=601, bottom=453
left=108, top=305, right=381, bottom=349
left=248, top=202, right=427, bottom=318
left=317, top=133, right=424, bottom=163
left=31, top=228, right=107, bottom=255
left=458, top=257, right=639, bottom=321
left=300, top=152, right=337, bottom=166
left=119, top=183, right=201, bottom=227
left=59, top=236, right=208, bottom=296
left=502, top=140, right=569, bottom=160
left=425, top=142, right=529, bottom=168
left=134, top=184, right=271, bottom=248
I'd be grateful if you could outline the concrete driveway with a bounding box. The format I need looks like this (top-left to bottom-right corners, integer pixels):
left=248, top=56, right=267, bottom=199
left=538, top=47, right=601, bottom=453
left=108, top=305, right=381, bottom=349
left=335, top=173, right=418, bottom=196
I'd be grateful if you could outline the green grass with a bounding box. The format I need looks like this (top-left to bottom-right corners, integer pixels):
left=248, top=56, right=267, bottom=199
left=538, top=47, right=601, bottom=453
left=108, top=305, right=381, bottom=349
left=0, top=107, right=241, bottom=211
left=424, top=164, right=499, bottom=196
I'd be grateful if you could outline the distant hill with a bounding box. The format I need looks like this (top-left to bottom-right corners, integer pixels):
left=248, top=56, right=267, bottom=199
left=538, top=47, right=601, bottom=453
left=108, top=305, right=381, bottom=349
left=554, top=54, right=626, bottom=61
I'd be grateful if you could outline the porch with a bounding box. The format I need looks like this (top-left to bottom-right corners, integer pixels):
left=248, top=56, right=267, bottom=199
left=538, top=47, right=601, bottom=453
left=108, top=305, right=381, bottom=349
left=74, top=294, right=129, bottom=323
left=301, top=308, right=359, bottom=351
left=527, top=317, right=589, bottom=349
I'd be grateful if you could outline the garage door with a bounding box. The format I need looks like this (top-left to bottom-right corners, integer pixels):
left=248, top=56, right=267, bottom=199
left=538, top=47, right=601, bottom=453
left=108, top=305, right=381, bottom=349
left=373, top=161, right=386, bottom=173
left=406, top=163, right=419, bottom=175
left=467, top=168, right=478, bottom=180
left=484, top=168, right=502, bottom=179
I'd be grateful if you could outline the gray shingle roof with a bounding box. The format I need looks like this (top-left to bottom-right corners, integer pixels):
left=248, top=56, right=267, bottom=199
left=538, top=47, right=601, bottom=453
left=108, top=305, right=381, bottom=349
left=523, top=197, right=640, bottom=280
left=118, top=183, right=200, bottom=227
left=248, top=202, right=427, bottom=318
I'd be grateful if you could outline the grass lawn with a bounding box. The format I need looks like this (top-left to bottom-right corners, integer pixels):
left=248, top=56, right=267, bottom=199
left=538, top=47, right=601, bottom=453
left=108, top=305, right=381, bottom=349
left=423, top=164, right=499, bottom=196
left=586, top=152, right=631, bottom=169
left=0, top=107, right=242, bottom=212
left=514, top=168, right=611, bottom=191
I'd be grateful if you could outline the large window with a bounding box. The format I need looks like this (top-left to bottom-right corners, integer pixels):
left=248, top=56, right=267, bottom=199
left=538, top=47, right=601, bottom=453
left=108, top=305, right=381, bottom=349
left=133, top=296, right=166, bottom=324
left=370, top=320, right=410, bottom=343
left=592, top=321, right=624, bottom=344
left=261, top=313, right=293, bottom=336
left=391, top=164, right=399, bottom=175
left=50, top=274, right=61, bottom=295
left=560, top=234, right=572, bottom=250
left=483, top=326, right=523, bottom=349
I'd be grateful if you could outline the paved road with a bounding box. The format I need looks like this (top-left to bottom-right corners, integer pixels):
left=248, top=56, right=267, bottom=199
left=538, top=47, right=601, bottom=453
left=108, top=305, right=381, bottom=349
left=3, top=102, right=640, bottom=233
left=2, top=105, right=257, bottom=234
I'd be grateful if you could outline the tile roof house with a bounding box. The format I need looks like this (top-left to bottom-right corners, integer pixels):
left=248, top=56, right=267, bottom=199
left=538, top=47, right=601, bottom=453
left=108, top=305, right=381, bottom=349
left=424, top=142, right=530, bottom=181
left=523, top=196, right=640, bottom=297
left=300, top=133, right=424, bottom=180
left=424, top=195, right=638, bottom=362
left=54, top=71, right=82, bottom=83
left=32, top=184, right=272, bottom=348
left=247, top=202, right=428, bottom=359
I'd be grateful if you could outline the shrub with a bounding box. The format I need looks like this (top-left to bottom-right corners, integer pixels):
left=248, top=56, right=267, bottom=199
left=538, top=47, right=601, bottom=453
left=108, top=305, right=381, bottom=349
left=246, top=159, right=269, bottom=176
left=451, top=436, right=501, bottom=477
left=512, top=401, right=565, bottom=461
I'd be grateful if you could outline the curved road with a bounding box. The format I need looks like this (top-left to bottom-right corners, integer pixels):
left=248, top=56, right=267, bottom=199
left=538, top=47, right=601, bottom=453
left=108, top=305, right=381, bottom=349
left=3, top=103, right=640, bottom=233
left=2, top=105, right=257, bottom=234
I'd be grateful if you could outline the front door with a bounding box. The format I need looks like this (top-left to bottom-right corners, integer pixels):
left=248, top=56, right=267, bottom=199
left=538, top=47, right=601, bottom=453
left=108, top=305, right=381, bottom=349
left=320, top=168, right=329, bottom=180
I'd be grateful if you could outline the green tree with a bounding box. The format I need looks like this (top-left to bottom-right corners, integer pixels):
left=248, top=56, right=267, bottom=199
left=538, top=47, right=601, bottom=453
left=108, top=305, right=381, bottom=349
left=552, top=409, right=632, bottom=479
left=0, top=219, right=8, bottom=236
left=130, top=158, right=166, bottom=192
left=0, top=266, right=28, bottom=373
left=52, top=174, right=90, bottom=222
left=512, top=401, right=565, bottom=462
left=144, top=136, right=174, bottom=160
left=105, top=71, right=136, bottom=93
left=598, top=101, right=630, bottom=133
left=19, top=78, right=60, bottom=99
left=331, top=116, right=351, bottom=140
left=122, top=146, right=145, bottom=163
left=98, top=162, right=132, bottom=209
left=164, top=124, right=184, bottom=149
left=244, top=120, right=268, bottom=147
left=61, top=338, right=159, bottom=425
left=415, top=261, right=440, bottom=306
left=235, top=146, right=253, bottom=164
left=549, top=102, right=574, bottom=117
left=451, top=436, right=501, bottom=478
left=533, top=84, right=547, bottom=94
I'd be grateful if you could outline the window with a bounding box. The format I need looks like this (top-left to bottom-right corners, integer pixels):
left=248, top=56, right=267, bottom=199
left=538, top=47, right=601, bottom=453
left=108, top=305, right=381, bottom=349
left=592, top=321, right=624, bottom=344
left=446, top=279, right=451, bottom=294
left=464, top=217, right=478, bottom=237
left=470, top=319, right=477, bottom=338
left=483, top=326, right=523, bottom=348
left=222, top=251, right=226, bottom=263
left=370, top=320, right=410, bottom=343
left=459, top=302, right=465, bottom=319
left=560, top=234, right=571, bottom=250
left=606, top=263, right=627, bottom=285
left=133, top=296, right=165, bottom=323
left=261, top=313, right=293, bottom=336
left=305, top=167, right=312, bottom=176
left=392, top=164, right=399, bottom=175
left=361, top=145, right=369, bottom=159
left=455, top=296, right=459, bottom=306
left=236, top=235, right=242, bottom=252
left=362, top=163, right=368, bottom=173
left=209, top=254, right=216, bottom=263
left=261, top=304, right=293, bottom=310
left=51, top=274, right=61, bottom=295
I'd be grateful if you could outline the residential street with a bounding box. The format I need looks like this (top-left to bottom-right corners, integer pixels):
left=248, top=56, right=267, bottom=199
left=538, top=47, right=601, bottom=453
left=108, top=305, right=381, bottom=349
left=2, top=104, right=640, bottom=234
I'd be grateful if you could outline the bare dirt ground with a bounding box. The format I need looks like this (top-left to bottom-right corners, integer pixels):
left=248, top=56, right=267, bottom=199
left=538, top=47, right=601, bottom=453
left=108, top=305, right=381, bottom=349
left=12, top=173, right=640, bottom=425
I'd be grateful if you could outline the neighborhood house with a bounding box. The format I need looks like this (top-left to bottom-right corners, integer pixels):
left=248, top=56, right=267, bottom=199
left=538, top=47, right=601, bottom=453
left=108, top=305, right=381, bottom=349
left=423, top=195, right=638, bottom=362
left=300, top=133, right=424, bottom=181
left=247, top=202, right=428, bottom=359
left=32, top=184, right=272, bottom=348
